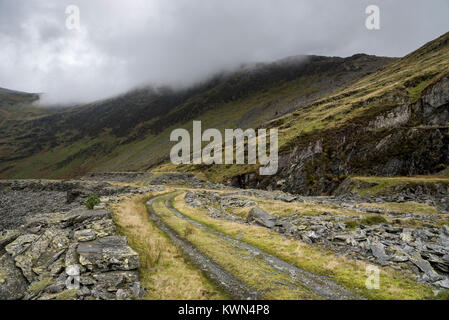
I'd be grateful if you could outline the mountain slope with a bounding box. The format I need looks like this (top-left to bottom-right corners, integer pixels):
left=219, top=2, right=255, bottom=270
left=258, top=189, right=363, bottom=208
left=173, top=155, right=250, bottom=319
left=1, top=31, right=448, bottom=196
left=0, top=53, right=392, bottom=179
left=200, top=31, right=449, bottom=194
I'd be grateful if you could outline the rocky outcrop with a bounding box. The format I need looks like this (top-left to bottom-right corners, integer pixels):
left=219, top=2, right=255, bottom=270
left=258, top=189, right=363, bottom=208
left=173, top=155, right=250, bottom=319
left=184, top=189, right=449, bottom=290
left=0, top=179, right=159, bottom=300
left=0, top=207, right=145, bottom=300
left=333, top=177, right=449, bottom=213
left=368, top=105, right=411, bottom=130
left=230, top=75, right=449, bottom=196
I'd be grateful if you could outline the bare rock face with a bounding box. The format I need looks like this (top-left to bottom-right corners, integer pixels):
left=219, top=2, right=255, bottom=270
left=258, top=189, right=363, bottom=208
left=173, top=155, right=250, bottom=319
left=368, top=105, right=411, bottom=131
left=421, top=75, right=449, bottom=125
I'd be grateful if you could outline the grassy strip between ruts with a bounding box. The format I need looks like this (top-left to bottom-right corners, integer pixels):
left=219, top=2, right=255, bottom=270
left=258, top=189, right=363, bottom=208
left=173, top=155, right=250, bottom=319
left=111, top=191, right=228, bottom=300
left=151, top=193, right=321, bottom=300
left=171, top=192, right=445, bottom=300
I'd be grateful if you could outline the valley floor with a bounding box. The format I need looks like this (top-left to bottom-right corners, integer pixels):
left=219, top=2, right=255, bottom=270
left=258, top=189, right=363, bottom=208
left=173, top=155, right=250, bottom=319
left=114, top=173, right=449, bottom=300
left=1, top=173, right=448, bottom=300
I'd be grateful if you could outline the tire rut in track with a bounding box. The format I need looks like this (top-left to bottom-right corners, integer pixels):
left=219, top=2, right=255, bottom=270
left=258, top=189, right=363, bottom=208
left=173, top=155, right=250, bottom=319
left=147, top=193, right=363, bottom=300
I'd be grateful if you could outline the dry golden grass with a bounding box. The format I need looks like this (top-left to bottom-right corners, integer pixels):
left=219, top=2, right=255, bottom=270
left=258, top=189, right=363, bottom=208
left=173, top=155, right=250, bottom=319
left=111, top=191, right=227, bottom=300
left=227, top=195, right=363, bottom=219
left=357, top=202, right=441, bottom=215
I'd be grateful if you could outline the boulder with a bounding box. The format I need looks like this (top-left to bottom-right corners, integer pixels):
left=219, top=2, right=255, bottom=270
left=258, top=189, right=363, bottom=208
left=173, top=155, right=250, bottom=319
left=247, top=208, right=277, bottom=228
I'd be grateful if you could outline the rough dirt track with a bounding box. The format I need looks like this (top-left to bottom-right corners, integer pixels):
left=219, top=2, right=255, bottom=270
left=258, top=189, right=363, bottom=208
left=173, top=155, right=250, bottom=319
left=146, top=192, right=362, bottom=300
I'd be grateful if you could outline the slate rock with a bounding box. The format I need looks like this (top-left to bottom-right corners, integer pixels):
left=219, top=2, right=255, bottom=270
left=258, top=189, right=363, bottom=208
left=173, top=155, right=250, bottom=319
left=74, top=229, right=96, bottom=242
left=409, top=253, right=444, bottom=281
left=6, top=230, right=70, bottom=282
left=77, top=236, right=140, bottom=272
left=435, top=279, right=449, bottom=289
left=370, top=242, right=390, bottom=266
left=0, top=254, right=28, bottom=300
left=93, top=270, right=139, bottom=291
left=247, top=208, right=277, bottom=228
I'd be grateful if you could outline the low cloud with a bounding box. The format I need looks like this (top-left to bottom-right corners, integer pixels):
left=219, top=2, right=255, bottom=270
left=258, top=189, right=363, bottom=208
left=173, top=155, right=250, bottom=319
left=0, top=0, right=448, bottom=105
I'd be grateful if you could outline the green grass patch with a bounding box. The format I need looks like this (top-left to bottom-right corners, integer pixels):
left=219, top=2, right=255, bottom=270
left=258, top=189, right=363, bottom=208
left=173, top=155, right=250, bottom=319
left=85, top=195, right=100, bottom=210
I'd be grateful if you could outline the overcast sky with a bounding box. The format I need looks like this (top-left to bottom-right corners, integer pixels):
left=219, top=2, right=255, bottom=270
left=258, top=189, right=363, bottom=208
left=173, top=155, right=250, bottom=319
left=0, top=0, right=448, bottom=105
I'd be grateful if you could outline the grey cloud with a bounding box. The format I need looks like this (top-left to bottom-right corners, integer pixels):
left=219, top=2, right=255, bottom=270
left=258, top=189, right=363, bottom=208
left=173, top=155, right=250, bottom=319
left=0, top=0, right=448, bottom=105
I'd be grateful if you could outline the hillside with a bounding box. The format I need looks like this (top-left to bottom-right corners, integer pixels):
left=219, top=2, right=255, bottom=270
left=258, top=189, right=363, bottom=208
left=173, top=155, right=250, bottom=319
left=0, top=32, right=448, bottom=197
left=179, top=31, right=449, bottom=194
left=0, top=53, right=392, bottom=179
left=1, top=32, right=449, bottom=301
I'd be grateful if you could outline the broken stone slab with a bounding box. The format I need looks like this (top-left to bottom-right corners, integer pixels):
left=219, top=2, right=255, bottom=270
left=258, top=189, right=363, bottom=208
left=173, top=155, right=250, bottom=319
left=305, top=231, right=319, bottom=242
left=435, top=278, right=449, bottom=289
left=65, top=243, right=79, bottom=268
left=93, top=270, right=139, bottom=291
left=422, top=253, right=449, bottom=273
left=6, top=229, right=70, bottom=283
left=276, top=221, right=297, bottom=234
left=247, top=208, right=277, bottom=228
left=273, top=193, right=297, bottom=203
left=77, top=236, right=140, bottom=272
left=115, top=288, right=130, bottom=300
left=390, top=254, right=409, bottom=263
left=65, top=209, right=112, bottom=225
left=336, top=222, right=346, bottom=231
left=439, top=233, right=449, bottom=247
left=370, top=242, right=390, bottom=266
left=334, top=234, right=351, bottom=242
left=66, top=189, right=82, bottom=204
left=24, top=209, right=112, bottom=231
left=409, top=253, right=444, bottom=282
left=5, top=234, right=39, bottom=258
left=74, top=229, right=96, bottom=242
left=85, top=217, right=117, bottom=239
left=0, top=254, right=28, bottom=300
left=0, top=230, right=22, bottom=254
left=425, top=243, right=448, bottom=256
